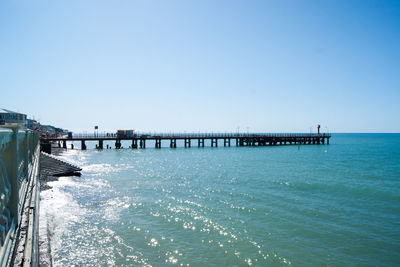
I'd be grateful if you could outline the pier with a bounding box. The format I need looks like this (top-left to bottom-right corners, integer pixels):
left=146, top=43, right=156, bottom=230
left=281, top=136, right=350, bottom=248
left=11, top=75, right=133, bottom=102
left=43, top=133, right=331, bottom=151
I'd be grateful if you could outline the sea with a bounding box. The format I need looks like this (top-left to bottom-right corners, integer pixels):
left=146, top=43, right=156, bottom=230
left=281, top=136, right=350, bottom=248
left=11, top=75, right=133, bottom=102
left=39, top=134, right=400, bottom=266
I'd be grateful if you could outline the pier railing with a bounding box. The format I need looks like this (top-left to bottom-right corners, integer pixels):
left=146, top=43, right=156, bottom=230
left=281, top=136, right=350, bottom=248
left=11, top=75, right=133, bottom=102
left=0, top=128, right=40, bottom=266
left=70, top=132, right=331, bottom=139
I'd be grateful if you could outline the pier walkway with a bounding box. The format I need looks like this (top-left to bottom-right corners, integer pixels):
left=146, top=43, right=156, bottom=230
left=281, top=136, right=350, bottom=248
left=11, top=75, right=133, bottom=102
left=43, top=133, right=331, bottom=150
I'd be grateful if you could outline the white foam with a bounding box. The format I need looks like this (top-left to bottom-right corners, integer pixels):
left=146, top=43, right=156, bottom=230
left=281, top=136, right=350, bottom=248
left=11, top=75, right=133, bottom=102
left=40, top=177, right=85, bottom=256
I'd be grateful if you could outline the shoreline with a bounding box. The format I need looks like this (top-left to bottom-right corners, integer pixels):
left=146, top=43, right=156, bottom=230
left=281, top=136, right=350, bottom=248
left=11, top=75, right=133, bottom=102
left=39, top=145, right=80, bottom=267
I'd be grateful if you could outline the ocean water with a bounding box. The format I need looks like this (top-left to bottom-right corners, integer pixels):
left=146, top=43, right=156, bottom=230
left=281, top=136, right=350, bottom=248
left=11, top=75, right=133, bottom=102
left=39, top=134, right=400, bottom=266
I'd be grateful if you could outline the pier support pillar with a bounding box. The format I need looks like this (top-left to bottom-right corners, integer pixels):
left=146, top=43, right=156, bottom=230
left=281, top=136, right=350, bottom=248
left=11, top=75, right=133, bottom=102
left=81, top=140, right=86, bottom=150
left=184, top=139, right=191, bottom=148
left=170, top=139, right=176, bottom=148
left=198, top=139, right=205, bottom=147
left=58, top=141, right=61, bottom=148
left=115, top=139, right=121, bottom=149
left=98, top=140, right=103, bottom=149
left=211, top=138, right=218, bottom=147
left=250, top=138, right=255, bottom=146
left=224, top=139, right=231, bottom=147
left=132, top=139, right=138, bottom=149
left=327, top=137, right=330, bottom=145
left=140, top=139, right=146, bottom=149
left=63, top=140, right=67, bottom=149
left=239, top=138, right=244, bottom=146
left=155, top=139, right=161, bottom=149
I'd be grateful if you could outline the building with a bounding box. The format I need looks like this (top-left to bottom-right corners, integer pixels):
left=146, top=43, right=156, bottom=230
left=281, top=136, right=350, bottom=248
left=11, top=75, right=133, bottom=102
left=27, top=118, right=40, bottom=130
left=0, top=108, right=27, bottom=128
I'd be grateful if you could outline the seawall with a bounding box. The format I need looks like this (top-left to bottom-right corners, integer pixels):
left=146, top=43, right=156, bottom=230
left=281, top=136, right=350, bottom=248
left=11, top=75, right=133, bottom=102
left=0, top=127, right=40, bottom=266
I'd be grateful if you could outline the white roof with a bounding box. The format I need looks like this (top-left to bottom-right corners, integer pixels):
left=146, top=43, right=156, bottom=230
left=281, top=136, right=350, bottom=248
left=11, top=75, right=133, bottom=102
left=0, top=108, right=24, bottom=115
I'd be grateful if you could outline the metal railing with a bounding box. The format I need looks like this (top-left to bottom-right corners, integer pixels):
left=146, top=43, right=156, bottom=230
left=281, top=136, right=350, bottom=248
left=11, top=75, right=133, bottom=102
left=0, top=128, right=40, bottom=266
left=66, top=132, right=331, bottom=139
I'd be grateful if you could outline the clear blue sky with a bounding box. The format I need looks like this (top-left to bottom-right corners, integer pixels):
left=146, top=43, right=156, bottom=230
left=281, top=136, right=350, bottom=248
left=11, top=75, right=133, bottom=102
left=1, top=0, right=399, bottom=133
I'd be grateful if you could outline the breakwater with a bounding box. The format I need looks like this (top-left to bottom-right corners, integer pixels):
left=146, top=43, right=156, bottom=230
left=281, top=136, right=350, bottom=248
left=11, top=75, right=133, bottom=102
left=0, top=127, right=40, bottom=266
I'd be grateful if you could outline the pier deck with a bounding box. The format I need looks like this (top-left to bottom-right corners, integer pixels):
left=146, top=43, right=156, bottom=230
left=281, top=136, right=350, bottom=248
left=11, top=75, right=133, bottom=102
left=43, top=133, right=331, bottom=150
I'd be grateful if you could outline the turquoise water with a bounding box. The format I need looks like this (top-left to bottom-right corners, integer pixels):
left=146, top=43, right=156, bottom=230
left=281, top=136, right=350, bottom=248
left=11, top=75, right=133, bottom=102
left=40, top=134, right=400, bottom=266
